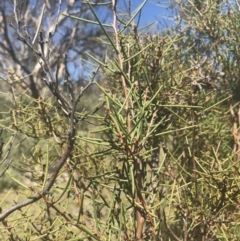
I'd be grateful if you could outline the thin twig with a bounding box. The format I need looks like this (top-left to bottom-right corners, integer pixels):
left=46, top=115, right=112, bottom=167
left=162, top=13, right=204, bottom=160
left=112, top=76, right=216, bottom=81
left=32, top=3, right=46, bottom=45
left=163, top=210, right=181, bottom=241
left=112, top=0, right=132, bottom=133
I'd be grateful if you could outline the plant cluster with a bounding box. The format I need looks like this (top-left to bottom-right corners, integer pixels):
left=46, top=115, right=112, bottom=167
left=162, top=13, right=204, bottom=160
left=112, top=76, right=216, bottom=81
left=0, top=0, right=240, bottom=240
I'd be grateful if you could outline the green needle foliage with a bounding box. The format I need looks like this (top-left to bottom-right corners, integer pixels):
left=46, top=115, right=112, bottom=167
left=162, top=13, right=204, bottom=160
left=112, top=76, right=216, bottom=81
left=1, top=0, right=240, bottom=240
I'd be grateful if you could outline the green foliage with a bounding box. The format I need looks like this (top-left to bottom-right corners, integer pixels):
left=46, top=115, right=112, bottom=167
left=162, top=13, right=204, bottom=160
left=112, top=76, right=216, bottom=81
left=1, top=0, right=240, bottom=240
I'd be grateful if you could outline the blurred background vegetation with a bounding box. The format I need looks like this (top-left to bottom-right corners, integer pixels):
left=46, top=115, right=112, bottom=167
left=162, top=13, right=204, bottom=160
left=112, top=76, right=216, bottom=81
left=1, top=0, right=240, bottom=240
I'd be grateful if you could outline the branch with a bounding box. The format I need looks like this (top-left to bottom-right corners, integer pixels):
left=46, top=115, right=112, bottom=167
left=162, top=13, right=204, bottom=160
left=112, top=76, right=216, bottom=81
left=31, top=3, right=45, bottom=45
left=163, top=210, right=181, bottom=241
left=0, top=131, right=15, bottom=178
left=0, top=139, right=73, bottom=221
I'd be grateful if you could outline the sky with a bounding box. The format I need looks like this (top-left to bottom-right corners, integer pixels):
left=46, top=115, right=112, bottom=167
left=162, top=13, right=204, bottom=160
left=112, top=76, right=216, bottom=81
left=117, top=0, right=174, bottom=30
